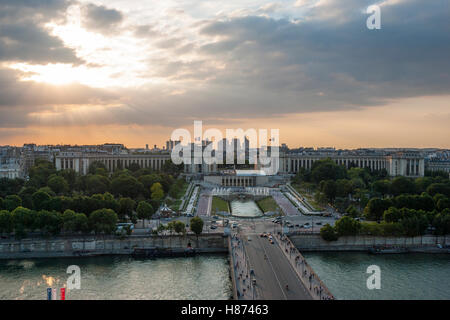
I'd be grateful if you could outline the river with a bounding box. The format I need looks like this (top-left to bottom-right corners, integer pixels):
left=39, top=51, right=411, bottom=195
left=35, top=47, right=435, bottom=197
left=0, top=255, right=232, bottom=300
left=302, top=252, right=450, bottom=300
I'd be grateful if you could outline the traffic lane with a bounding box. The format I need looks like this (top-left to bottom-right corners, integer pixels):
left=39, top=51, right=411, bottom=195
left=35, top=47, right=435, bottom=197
left=245, top=235, right=284, bottom=300
left=259, top=235, right=312, bottom=300
left=244, top=235, right=286, bottom=300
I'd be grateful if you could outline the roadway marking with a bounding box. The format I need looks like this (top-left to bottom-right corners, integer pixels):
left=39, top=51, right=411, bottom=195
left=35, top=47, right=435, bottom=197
left=254, top=236, right=288, bottom=300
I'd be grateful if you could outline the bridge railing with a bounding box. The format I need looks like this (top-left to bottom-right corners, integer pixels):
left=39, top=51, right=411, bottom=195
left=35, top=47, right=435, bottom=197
left=277, top=233, right=335, bottom=300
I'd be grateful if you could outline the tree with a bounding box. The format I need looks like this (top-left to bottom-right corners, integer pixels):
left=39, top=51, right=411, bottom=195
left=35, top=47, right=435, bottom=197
left=320, top=224, right=338, bottom=241
left=433, top=211, right=450, bottom=235
left=390, top=176, right=416, bottom=196
left=28, top=160, right=56, bottom=188
left=18, top=186, right=37, bottom=209
left=88, top=208, right=118, bottom=235
left=150, top=182, right=164, bottom=201
left=415, top=177, right=434, bottom=194
left=346, top=205, right=359, bottom=218
left=110, top=174, right=144, bottom=198
left=168, top=180, right=185, bottom=198
left=62, top=209, right=89, bottom=234
left=127, top=162, right=141, bottom=172
left=88, top=161, right=107, bottom=175
left=190, top=216, right=204, bottom=236
left=292, top=167, right=311, bottom=184
left=311, top=158, right=346, bottom=184
left=162, top=160, right=183, bottom=175
left=167, top=221, right=176, bottom=235
left=3, top=195, right=22, bottom=211
left=334, top=216, right=361, bottom=236
left=372, top=179, right=391, bottom=197
left=47, top=174, right=69, bottom=195
left=320, top=180, right=337, bottom=203
left=136, top=201, right=153, bottom=227
left=35, top=210, right=62, bottom=236
left=58, top=169, right=77, bottom=191
left=426, top=183, right=450, bottom=197
left=437, top=198, right=450, bottom=212
left=74, top=213, right=90, bottom=233
left=364, top=198, right=392, bottom=221
left=383, top=207, right=402, bottom=223
left=11, top=206, right=35, bottom=239
left=86, top=174, right=110, bottom=195
left=118, top=197, right=136, bottom=220
left=335, top=179, right=353, bottom=198
left=62, top=209, right=77, bottom=233
left=31, top=190, right=51, bottom=211
left=400, top=211, right=428, bottom=237
left=348, top=167, right=371, bottom=186
left=0, top=210, right=13, bottom=236
left=174, top=221, right=186, bottom=235
left=0, top=178, right=25, bottom=198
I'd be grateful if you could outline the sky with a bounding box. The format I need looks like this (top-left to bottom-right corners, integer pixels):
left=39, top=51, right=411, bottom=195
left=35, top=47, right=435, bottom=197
left=0, top=0, right=449, bottom=149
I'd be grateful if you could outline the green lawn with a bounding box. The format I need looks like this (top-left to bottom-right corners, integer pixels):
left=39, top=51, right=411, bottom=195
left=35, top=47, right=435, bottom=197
left=256, top=197, right=280, bottom=213
left=211, top=196, right=229, bottom=214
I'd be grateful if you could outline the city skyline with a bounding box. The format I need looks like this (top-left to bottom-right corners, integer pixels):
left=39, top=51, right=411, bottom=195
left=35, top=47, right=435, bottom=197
left=0, top=0, right=449, bottom=148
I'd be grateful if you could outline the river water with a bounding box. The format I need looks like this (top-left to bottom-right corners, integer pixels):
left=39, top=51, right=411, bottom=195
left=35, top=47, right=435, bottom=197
left=302, top=252, right=450, bottom=300
left=0, top=255, right=232, bottom=300
left=2, top=251, right=448, bottom=300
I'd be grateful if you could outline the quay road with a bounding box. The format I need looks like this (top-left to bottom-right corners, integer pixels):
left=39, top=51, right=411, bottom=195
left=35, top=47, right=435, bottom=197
left=235, top=229, right=312, bottom=300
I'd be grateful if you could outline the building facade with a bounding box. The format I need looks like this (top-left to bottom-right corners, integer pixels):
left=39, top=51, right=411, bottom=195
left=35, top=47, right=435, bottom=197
left=282, top=152, right=425, bottom=177
left=55, top=150, right=425, bottom=178
left=55, top=152, right=172, bottom=175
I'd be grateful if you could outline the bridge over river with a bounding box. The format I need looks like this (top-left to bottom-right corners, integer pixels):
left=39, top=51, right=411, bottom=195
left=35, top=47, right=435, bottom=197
left=230, top=221, right=335, bottom=300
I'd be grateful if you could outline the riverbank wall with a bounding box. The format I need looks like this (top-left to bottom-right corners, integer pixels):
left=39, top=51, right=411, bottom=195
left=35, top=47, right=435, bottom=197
left=289, top=234, right=450, bottom=252
left=0, top=234, right=228, bottom=260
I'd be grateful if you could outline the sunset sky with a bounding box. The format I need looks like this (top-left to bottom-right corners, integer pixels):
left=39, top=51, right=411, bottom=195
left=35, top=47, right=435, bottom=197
left=0, top=0, right=449, bottom=149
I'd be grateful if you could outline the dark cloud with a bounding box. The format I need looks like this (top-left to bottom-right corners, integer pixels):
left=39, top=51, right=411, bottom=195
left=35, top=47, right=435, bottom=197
left=184, top=0, right=449, bottom=115
left=0, top=0, right=82, bottom=64
left=82, top=3, right=124, bottom=35
left=1, top=0, right=450, bottom=136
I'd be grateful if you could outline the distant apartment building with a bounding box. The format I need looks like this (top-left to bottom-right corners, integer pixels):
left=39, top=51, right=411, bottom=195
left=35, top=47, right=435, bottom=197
left=0, top=146, right=21, bottom=179
left=426, top=160, right=450, bottom=174
left=19, top=144, right=54, bottom=178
